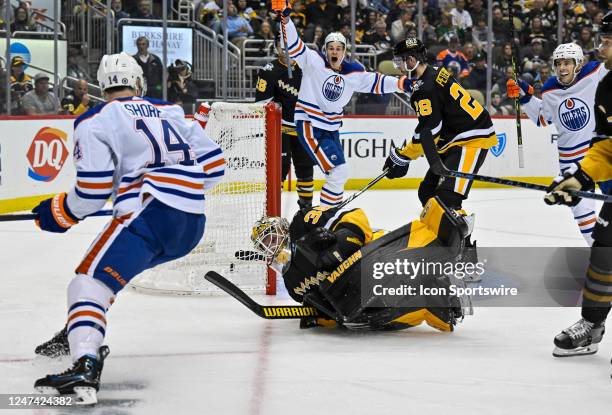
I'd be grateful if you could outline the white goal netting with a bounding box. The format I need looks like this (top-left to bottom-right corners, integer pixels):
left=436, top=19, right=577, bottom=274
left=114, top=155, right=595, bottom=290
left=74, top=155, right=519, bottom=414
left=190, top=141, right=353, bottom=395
left=129, top=102, right=280, bottom=295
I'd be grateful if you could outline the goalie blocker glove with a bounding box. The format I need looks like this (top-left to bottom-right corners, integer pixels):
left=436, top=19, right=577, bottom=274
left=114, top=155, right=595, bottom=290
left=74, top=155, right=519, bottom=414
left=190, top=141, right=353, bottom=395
left=383, top=148, right=411, bottom=179
left=544, top=163, right=595, bottom=206
left=32, top=193, right=80, bottom=233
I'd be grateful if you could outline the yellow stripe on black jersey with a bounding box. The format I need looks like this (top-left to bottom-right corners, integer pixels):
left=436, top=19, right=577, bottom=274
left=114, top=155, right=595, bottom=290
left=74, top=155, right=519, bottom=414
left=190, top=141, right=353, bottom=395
left=399, top=66, right=497, bottom=160
left=582, top=71, right=612, bottom=183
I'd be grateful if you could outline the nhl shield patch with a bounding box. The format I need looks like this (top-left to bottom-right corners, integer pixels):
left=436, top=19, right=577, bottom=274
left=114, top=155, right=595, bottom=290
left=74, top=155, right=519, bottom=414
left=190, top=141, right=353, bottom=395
left=490, top=133, right=506, bottom=157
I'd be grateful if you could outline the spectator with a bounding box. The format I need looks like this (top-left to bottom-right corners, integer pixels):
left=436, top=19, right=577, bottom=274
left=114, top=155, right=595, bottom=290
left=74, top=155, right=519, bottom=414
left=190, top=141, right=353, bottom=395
left=575, top=25, right=596, bottom=57
left=133, top=36, right=163, bottom=99
left=338, top=21, right=351, bottom=43
left=9, top=57, right=33, bottom=115
left=167, top=60, right=197, bottom=112
left=358, top=10, right=380, bottom=42
left=199, top=0, right=222, bottom=34
left=492, top=6, right=511, bottom=45
left=237, top=0, right=254, bottom=20
left=290, top=1, right=307, bottom=31
left=0, top=0, right=14, bottom=25
left=390, top=9, right=415, bottom=43
left=468, top=0, right=486, bottom=24
left=251, top=20, right=274, bottom=57
left=436, top=33, right=469, bottom=78
left=386, top=0, right=413, bottom=28
left=111, top=0, right=130, bottom=22
left=523, top=0, right=556, bottom=36
left=227, top=3, right=253, bottom=48
left=462, top=41, right=475, bottom=62
left=308, top=24, right=326, bottom=50
left=133, top=0, right=156, bottom=19
left=494, top=41, right=514, bottom=72
left=463, top=51, right=487, bottom=93
left=11, top=6, right=37, bottom=32
left=21, top=73, right=61, bottom=115
left=251, top=2, right=273, bottom=34
left=523, top=16, right=548, bottom=47
left=67, top=48, right=91, bottom=81
left=489, top=91, right=513, bottom=115
left=449, top=0, right=472, bottom=40
left=435, top=12, right=454, bottom=44
left=305, top=0, right=340, bottom=33
left=522, top=38, right=549, bottom=76
left=61, top=79, right=91, bottom=115
left=472, top=16, right=490, bottom=51
left=362, top=20, right=393, bottom=61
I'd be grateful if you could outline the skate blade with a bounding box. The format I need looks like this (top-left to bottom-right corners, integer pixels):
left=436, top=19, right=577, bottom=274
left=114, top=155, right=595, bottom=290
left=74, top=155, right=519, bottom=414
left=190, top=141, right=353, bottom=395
left=553, top=343, right=599, bottom=357
left=74, top=386, right=98, bottom=405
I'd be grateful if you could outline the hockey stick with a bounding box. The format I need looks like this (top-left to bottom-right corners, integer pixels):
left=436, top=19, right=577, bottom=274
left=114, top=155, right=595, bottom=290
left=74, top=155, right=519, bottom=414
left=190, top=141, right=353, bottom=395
left=508, top=0, right=525, bottom=168
left=205, top=271, right=319, bottom=319
left=278, top=7, right=293, bottom=79
left=420, top=129, right=612, bottom=203
left=0, top=209, right=113, bottom=222
left=335, top=169, right=389, bottom=210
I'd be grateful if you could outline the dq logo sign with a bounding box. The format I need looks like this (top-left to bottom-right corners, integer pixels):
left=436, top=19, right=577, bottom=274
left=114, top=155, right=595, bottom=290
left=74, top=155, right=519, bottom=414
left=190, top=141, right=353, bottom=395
left=26, top=127, right=69, bottom=182
left=490, top=132, right=506, bottom=157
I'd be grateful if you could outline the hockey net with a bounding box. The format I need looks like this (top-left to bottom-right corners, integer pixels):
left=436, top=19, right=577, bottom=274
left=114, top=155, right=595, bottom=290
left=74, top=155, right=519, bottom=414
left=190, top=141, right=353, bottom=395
left=129, top=102, right=281, bottom=296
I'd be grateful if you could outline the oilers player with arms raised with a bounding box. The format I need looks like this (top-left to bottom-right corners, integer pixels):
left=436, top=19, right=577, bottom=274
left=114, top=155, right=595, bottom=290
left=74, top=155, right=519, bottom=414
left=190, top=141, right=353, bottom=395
left=545, top=11, right=612, bottom=359
left=382, top=39, right=498, bottom=212
left=31, top=52, right=225, bottom=404
left=507, top=43, right=609, bottom=245
left=271, top=0, right=409, bottom=207
left=255, top=34, right=314, bottom=209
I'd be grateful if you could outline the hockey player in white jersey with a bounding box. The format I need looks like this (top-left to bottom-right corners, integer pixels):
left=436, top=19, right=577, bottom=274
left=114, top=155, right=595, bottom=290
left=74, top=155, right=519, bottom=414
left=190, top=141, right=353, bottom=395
left=31, top=52, right=225, bottom=404
left=272, top=0, right=409, bottom=207
left=507, top=43, right=609, bottom=245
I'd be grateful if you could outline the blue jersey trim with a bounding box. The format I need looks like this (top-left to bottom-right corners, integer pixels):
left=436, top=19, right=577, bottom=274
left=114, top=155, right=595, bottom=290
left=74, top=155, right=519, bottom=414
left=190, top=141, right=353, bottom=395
left=558, top=140, right=591, bottom=151
left=542, top=61, right=601, bottom=93
left=77, top=170, right=114, bottom=178
left=196, top=148, right=223, bottom=163
left=115, top=192, right=140, bottom=204
left=142, top=180, right=206, bottom=200
left=75, top=188, right=112, bottom=200
left=295, top=110, right=342, bottom=126
left=69, top=301, right=106, bottom=313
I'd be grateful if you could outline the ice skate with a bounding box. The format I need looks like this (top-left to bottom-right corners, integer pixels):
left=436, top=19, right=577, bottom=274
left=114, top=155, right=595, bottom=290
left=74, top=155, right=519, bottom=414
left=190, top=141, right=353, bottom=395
left=553, top=318, right=605, bottom=357
left=34, top=346, right=109, bottom=405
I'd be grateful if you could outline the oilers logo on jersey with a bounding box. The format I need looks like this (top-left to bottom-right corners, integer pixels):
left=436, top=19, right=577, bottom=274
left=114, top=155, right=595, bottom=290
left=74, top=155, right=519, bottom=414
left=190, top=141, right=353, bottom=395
left=558, top=98, right=590, bottom=131
left=322, top=75, right=345, bottom=102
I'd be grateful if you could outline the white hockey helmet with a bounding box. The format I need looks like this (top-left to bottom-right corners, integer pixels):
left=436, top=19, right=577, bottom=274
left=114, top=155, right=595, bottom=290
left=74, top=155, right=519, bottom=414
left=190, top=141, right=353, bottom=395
left=97, top=52, right=146, bottom=96
left=324, top=32, right=347, bottom=63
left=552, top=43, right=584, bottom=85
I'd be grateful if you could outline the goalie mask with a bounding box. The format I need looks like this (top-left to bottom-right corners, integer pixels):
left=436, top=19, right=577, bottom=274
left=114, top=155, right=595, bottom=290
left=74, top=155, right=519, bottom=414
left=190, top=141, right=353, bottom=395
left=251, top=216, right=290, bottom=264
left=393, top=38, right=427, bottom=76
left=551, top=43, right=584, bottom=86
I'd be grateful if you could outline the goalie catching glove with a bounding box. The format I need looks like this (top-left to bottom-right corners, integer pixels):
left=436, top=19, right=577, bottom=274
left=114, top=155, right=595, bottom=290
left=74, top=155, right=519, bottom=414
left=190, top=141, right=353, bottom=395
left=32, top=193, right=80, bottom=233
left=383, top=148, right=411, bottom=179
left=544, top=163, right=595, bottom=206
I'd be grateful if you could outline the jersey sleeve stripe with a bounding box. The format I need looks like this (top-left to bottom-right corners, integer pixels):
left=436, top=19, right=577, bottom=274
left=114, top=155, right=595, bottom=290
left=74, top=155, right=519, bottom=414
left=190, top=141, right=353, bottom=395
left=77, top=170, right=114, bottom=178
left=370, top=73, right=379, bottom=94
left=151, top=167, right=207, bottom=178
left=144, top=174, right=204, bottom=190
left=559, top=147, right=589, bottom=158
left=295, top=110, right=342, bottom=126
left=77, top=180, right=113, bottom=189
left=196, top=147, right=223, bottom=163
left=295, top=104, right=343, bottom=120
left=75, top=188, right=112, bottom=200
left=297, top=99, right=343, bottom=115
left=558, top=140, right=591, bottom=151
left=115, top=192, right=140, bottom=204
left=289, top=39, right=305, bottom=57
left=142, top=180, right=205, bottom=200
left=203, top=158, right=225, bottom=172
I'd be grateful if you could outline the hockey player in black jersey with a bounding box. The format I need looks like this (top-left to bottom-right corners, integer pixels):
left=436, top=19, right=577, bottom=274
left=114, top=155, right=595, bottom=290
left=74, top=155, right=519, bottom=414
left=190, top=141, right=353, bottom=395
left=255, top=34, right=314, bottom=209
left=382, top=38, right=498, bottom=210
left=250, top=197, right=475, bottom=332
left=545, top=10, right=612, bottom=358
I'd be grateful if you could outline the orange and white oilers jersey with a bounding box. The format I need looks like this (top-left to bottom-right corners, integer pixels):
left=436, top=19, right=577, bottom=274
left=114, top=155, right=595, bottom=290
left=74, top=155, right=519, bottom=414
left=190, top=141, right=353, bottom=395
left=522, top=61, right=608, bottom=171
left=66, top=96, right=225, bottom=218
left=284, top=17, right=408, bottom=131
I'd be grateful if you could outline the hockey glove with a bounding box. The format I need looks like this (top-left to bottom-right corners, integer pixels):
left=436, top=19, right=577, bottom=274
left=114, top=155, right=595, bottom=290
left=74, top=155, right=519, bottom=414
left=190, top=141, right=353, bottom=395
left=383, top=148, right=411, bottom=179
left=544, top=164, right=594, bottom=206
left=307, top=227, right=338, bottom=251
left=506, top=79, right=534, bottom=104
left=271, top=0, right=289, bottom=12
left=32, top=193, right=80, bottom=233
left=194, top=102, right=211, bottom=129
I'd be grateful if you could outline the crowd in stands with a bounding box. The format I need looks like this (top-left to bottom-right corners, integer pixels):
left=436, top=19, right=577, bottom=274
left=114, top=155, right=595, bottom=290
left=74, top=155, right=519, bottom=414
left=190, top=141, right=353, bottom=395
left=0, top=0, right=610, bottom=115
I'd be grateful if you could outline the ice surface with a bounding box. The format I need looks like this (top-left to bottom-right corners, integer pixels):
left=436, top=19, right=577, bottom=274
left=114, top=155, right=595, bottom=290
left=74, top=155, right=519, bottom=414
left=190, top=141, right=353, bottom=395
left=1, top=189, right=610, bottom=415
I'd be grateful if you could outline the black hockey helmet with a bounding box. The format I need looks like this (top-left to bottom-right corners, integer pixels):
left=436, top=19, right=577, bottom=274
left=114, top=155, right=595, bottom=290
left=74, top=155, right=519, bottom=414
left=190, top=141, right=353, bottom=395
left=393, top=38, right=427, bottom=61
left=602, top=10, right=612, bottom=37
